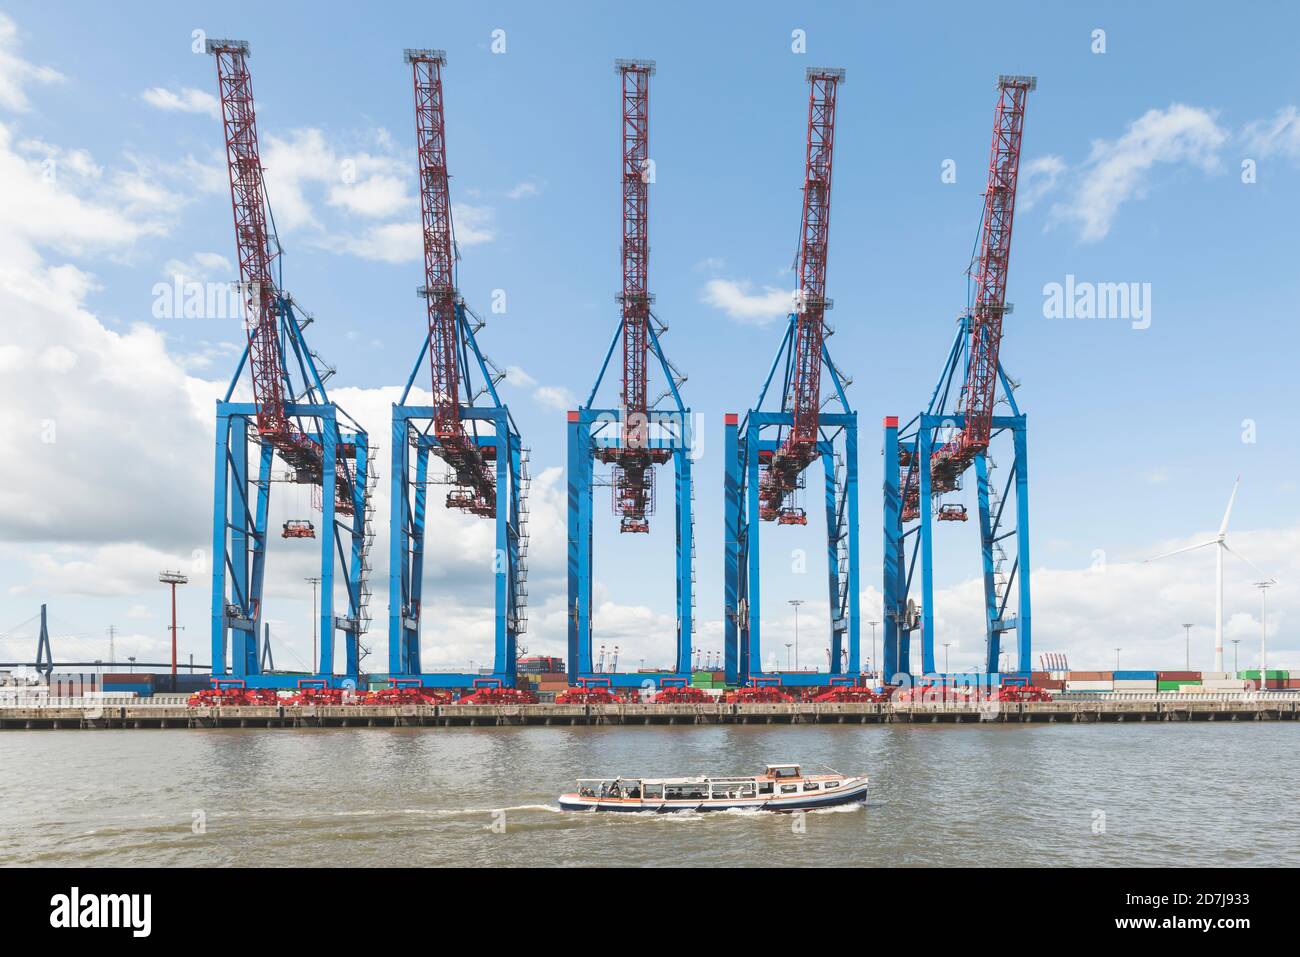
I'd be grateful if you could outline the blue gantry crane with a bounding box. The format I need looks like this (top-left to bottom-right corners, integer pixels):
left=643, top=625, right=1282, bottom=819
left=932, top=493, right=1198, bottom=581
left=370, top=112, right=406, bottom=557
left=724, top=68, right=860, bottom=690
left=206, top=40, right=374, bottom=690
left=883, top=76, right=1036, bottom=682
left=567, top=60, right=694, bottom=690
left=388, top=51, right=528, bottom=689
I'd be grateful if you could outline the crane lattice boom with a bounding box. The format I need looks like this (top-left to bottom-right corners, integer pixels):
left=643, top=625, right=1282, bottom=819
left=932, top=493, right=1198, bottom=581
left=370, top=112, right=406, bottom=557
left=208, top=39, right=353, bottom=513
left=599, top=60, right=668, bottom=533
left=408, top=50, right=495, bottom=517
left=760, top=67, right=844, bottom=523
left=904, top=75, right=1033, bottom=521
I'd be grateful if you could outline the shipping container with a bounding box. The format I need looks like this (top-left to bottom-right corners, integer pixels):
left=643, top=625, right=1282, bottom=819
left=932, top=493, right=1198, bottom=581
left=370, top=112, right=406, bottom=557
left=1067, top=671, right=1112, bottom=681
left=103, top=672, right=154, bottom=685
left=1238, top=670, right=1289, bottom=680
left=1112, top=670, right=1158, bottom=681
left=1158, top=679, right=1200, bottom=691
left=1065, top=680, right=1113, bottom=691
left=1157, top=671, right=1200, bottom=682
left=1113, top=679, right=1157, bottom=691
left=1201, top=679, right=1249, bottom=691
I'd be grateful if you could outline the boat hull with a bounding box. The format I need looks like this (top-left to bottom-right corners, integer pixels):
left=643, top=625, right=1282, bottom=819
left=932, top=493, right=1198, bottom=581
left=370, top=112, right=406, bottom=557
left=559, top=778, right=868, bottom=813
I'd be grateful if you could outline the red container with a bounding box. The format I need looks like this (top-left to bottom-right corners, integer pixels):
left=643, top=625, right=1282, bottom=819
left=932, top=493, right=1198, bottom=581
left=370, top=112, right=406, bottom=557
left=1068, top=671, right=1111, bottom=681
left=104, top=672, right=152, bottom=685
left=1157, top=671, right=1200, bottom=681
left=1286, top=679, right=1300, bottom=689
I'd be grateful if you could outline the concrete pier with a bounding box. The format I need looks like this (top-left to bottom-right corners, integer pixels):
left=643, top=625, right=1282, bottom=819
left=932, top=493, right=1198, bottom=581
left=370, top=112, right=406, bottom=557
left=1, top=696, right=1296, bottom=730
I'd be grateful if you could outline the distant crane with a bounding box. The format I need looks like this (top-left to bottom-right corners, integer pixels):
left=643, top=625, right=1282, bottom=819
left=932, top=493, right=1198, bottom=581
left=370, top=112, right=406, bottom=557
left=884, top=75, right=1035, bottom=680
left=725, top=67, right=860, bottom=690
left=389, top=50, right=528, bottom=689
left=568, top=60, right=695, bottom=688
left=206, top=39, right=374, bottom=688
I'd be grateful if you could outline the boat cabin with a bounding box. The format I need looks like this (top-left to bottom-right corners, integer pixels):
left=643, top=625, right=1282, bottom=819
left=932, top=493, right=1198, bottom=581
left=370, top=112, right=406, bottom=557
left=573, top=764, right=853, bottom=801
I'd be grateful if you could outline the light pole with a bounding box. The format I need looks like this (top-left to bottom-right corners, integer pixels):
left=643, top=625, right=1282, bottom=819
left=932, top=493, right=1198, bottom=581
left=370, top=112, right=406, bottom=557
left=1255, top=579, right=1276, bottom=689
left=868, top=619, right=879, bottom=679
left=942, top=641, right=951, bottom=674
left=1114, top=647, right=1121, bottom=671
left=305, top=577, right=321, bottom=673
left=159, top=571, right=189, bottom=677
left=1231, top=639, right=1240, bottom=674
left=785, top=642, right=793, bottom=671
left=788, top=599, right=805, bottom=672
left=1181, top=623, right=1193, bottom=670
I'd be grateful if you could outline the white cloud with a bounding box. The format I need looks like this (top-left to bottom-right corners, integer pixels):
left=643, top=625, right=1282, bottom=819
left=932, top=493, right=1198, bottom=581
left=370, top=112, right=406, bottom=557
left=0, top=13, right=62, bottom=112
left=141, top=86, right=220, bottom=119
left=162, top=251, right=232, bottom=284
left=254, top=127, right=493, bottom=260
left=504, top=366, right=537, bottom=389
left=917, top=523, right=1296, bottom=675
left=0, top=123, right=166, bottom=258
left=701, top=278, right=792, bottom=325
left=501, top=366, right=576, bottom=412
left=452, top=203, right=495, bottom=245
left=328, top=173, right=409, bottom=218
left=1019, top=154, right=1066, bottom=211
left=506, top=180, right=540, bottom=199
left=533, top=385, right=576, bottom=411
left=1243, top=106, right=1300, bottom=162
left=1051, top=104, right=1226, bottom=242
left=332, top=220, right=420, bottom=263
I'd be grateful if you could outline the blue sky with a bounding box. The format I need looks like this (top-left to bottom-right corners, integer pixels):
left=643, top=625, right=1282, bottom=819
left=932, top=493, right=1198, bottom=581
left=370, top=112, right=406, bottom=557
left=1, top=1, right=1297, bottom=676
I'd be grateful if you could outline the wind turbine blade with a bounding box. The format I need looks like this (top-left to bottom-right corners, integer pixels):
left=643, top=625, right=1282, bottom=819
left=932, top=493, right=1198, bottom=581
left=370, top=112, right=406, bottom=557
left=1218, top=476, right=1240, bottom=536
left=1222, top=542, right=1274, bottom=582
left=1145, top=539, right=1218, bottom=563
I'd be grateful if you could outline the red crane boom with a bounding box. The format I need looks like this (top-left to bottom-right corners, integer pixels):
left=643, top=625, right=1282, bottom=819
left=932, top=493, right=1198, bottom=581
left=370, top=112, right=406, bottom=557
left=407, top=50, right=495, bottom=517
left=210, top=41, right=315, bottom=473
left=904, top=75, right=1033, bottom=520
left=760, top=67, right=844, bottom=523
left=208, top=39, right=353, bottom=513
left=599, top=60, right=668, bottom=533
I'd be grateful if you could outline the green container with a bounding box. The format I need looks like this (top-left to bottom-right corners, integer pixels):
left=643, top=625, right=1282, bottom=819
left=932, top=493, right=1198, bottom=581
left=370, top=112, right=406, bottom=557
left=1158, top=680, right=1200, bottom=691
left=1238, top=670, right=1288, bottom=680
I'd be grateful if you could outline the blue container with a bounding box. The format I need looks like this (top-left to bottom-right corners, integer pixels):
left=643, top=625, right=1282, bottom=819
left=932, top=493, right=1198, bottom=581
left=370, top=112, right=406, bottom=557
left=1112, top=670, right=1158, bottom=681
left=103, top=683, right=154, bottom=697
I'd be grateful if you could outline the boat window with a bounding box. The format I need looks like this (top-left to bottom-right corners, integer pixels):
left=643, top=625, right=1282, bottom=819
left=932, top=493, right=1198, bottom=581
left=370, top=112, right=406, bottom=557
left=644, top=784, right=663, bottom=799
left=824, top=781, right=840, bottom=789
left=780, top=784, right=798, bottom=794
left=758, top=782, right=773, bottom=795
left=803, top=781, right=820, bottom=791
left=771, top=766, right=800, bottom=778
left=665, top=784, right=707, bottom=800
left=712, top=782, right=756, bottom=799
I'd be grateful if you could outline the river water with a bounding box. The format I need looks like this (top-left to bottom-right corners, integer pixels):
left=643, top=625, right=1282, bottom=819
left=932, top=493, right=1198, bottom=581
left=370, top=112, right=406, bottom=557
left=0, top=723, right=1294, bottom=867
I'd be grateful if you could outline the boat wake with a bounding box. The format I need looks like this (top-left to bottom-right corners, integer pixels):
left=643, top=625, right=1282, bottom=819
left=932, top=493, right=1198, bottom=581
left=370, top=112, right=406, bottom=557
left=330, top=804, right=565, bottom=818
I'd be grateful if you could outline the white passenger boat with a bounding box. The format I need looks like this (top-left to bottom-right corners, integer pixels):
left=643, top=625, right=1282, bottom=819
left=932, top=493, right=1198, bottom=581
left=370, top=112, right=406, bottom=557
left=559, top=763, right=868, bottom=813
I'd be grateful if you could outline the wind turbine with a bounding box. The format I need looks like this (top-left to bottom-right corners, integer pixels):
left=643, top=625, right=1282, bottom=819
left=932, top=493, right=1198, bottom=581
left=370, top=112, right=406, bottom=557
left=1145, top=477, right=1270, bottom=672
